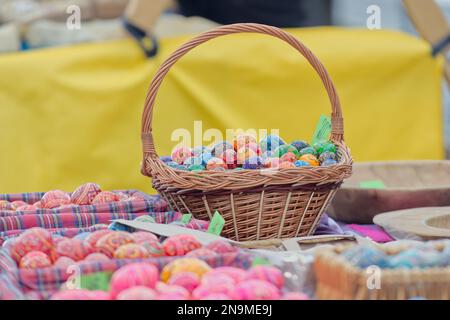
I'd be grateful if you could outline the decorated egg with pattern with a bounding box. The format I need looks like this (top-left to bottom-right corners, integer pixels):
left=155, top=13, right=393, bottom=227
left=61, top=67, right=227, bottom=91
left=10, top=228, right=54, bottom=262
left=55, top=238, right=94, bottom=261
left=211, top=142, right=234, bottom=157
left=70, top=183, right=102, bottom=205
left=171, top=147, right=193, bottom=165
left=206, top=240, right=237, bottom=254
left=110, top=263, right=159, bottom=298
left=259, top=135, right=286, bottom=153
left=84, top=229, right=113, bottom=249
left=168, top=272, right=201, bottom=292
left=19, top=251, right=52, bottom=269
left=161, top=258, right=212, bottom=282
left=233, top=134, right=257, bottom=151
left=230, top=280, right=280, bottom=300
left=92, top=191, right=120, bottom=205
left=141, top=239, right=165, bottom=257
left=40, top=190, right=71, bottom=209
left=245, top=266, right=284, bottom=289
left=95, top=231, right=134, bottom=258
left=206, top=157, right=228, bottom=171
left=131, top=231, right=158, bottom=244
left=299, top=154, right=320, bottom=167
left=113, top=243, right=148, bottom=259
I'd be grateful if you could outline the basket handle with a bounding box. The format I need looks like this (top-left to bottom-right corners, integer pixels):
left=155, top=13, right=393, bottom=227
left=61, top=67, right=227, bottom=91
left=141, top=23, right=344, bottom=174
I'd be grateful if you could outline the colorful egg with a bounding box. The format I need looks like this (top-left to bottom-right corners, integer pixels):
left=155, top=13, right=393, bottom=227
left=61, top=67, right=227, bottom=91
left=171, top=146, right=193, bottom=165
left=201, top=273, right=236, bottom=286
left=10, top=228, right=54, bottom=262
left=313, top=141, right=336, bottom=154
left=10, top=201, right=28, bottom=210
left=206, top=157, right=228, bottom=171
left=185, top=248, right=218, bottom=259
left=318, top=151, right=337, bottom=163
left=299, top=147, right=318, bottom=157
left=192, top=282, right=235, bottom=300
left=211, top=142, right=234, bottom=157
left=245, top=266, right=284, bottom=289
left=141, top=239, right=165, bottom=257
left=290, top=140, right=310, bottom=152
left=279, top=161, right=296, bottom=169
left=168, top=272, right=201, bottom=292
left=70, top=183, right=102, bottom=205
left=259, top=135, right=286, bottom=153
left=84, top=253, right=110, bottom=262
left=54, top=256, right=77, bottom=269
left=95, top=231, right=135, bottom=258
left=0, top=200, right=13, bottom=211
left=131, top=231, right=158, bottom=244
left=188, top=164, right=205, bottom=172
left=183, top=157, right=196, bottom=167
left=233, top=134, right=257, bottom=151
left=321, top=159, right=338, bottom=166
left=230, top=280, right=281, bottom=300
left=245, top=142, right=261, bottom=155
left=110, top=263, right=159, bottom=298
left=33, top=201, right=42, bottom=208
left=280, top=152, right=297, bottom=163
left=92, top=191, right=120, bottom=205
left=243, top=156, right=263, bottom=170
left=299, top=154, right=320, bottom=167
left=55, top=238, right=93, bottom=261
left=219, top=149, right=237, bottom=169
left=282, top=292, right=309, bottom=300
left=163, top=234, right=202, bottom=256
left=116, top=287, right=157, bottom=300
left=294, top=160, right=310, bottom=167
left=20, top=251, right=52, bottom=269
left=273, top=145, right=300, bottom=158
left=113, top=243, right=148, bottom=259
left=206, top=240, right=237, bottom=254
left=193, top=146, right=211, bottom=157
left=84, top=229, right=113, bottom=249
left=161, top=258, right=212, bottom=282
left=155, top=282, right=190, bottom=299
left=166, top=161, right=189, bottom=171
left=205, top=267, right=247, bottom=283
left=236, top=147, right=257, bottom=165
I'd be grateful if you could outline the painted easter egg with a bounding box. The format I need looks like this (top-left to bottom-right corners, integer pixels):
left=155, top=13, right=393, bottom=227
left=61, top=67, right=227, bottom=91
left=110, top=263, right=159, bottom=298
left=84, top=229, right=113, bottom=249
left=54, top=256, right=77, bottom=269
left=211, top=142, right=234, bottom=157
left=236, top=148, right=257, bottom=165
left=95, top=231, right=135, bottom=258
left=245, top=142, right=261, bottom=155
left=192, top=146, right=211, bottom=157
left=92, top=191, right=120, bottom=205
left=185, top=248, right=218, bottom=259
left=171, top=146, right=193, bottom=165
left=243, top=156, right=263, bottom=170
left=206, top=157, right=228, bottom=171
left=219, top=149, right=237, bottom=169
left=55, top=238, right=93, bottom=261
left=314, top=141, right=336, bottom=154
left=280, top=152, right=297, bottom=163
left=245, top=266, right=284, bottom=289
left=279, top=161, right=296, bottom=169
left=274, top=145, right=299, bottom=158
left=321, top=159, right=338, bottom=166
left=206, top=240, right=237, bottom=254
left=259, top=135, right=286, bottom=153
left=10, top=228, right=54, bottom=262
left=116, top=286, right=157, bottom=300
left=84, top=253, right=110, bottom=262
left=16, top=205, right=37, bottom=212
left=131, top=231, right=158, bottom=244
left=318, top=151, right=337, bottom=163
left=230, top=280, right=281, bottom=300
left=294, top=160, right=310, bottom=167
left=233, top=134, right=257, bottom=151
left=161, top=258, right=212, bottom=282
left=163, top=234, right=202, bottom=256
left=10, top=201, right=28, bottom=210
left=141, top=239, right=165, bottom=257
left=188, top=164, right=205, bottom=172
left=299, top=154, right=320, bottom=167
left=155, top=282, right=190, bottom=299
left=168, top=272, right=201, bottom=292
left=290, top=140, right=310, bottom=152
left=299, top=147, right=318, bottom=157
left=19, top=251, right=52, bottom=269
left=113, top=243, right=148, bottom=259
left=205, top=267, right=247, bottom=283
left=192, top=281, right=234, bottom=300
left=70, top=183, right=102, bottom=206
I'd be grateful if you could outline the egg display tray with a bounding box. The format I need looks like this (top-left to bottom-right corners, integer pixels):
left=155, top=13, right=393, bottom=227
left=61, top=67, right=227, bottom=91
left=140, top=23, right=352, bottom=242
left=314, top=244, right=450, bottom=300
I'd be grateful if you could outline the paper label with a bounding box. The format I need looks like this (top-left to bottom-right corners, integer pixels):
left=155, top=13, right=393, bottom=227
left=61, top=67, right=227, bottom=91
left=207, top=211, right=225, bottom=236
left=181, top=214, right=192, bottom=224
left=80, top=272, right=112, bottom=291
left=311, top=115, right=332, bottom=145
left=360, top=180, right=386, bottom=189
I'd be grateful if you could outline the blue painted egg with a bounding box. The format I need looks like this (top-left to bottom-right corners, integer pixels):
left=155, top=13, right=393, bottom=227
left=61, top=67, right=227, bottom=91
left=243, top=156, right=263, bottom=169
left=294, top=160, right=310, bottom=167
left=291, top=140, right=310, bottom=152
left=318, top=151, right=337, bottom=163
left=259, top=135, right=286, bottom=153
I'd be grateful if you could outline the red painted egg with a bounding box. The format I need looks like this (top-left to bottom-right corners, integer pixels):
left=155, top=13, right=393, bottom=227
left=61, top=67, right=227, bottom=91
left=113, top=243, right=148, bottom=259
left=95, top=231, right=134, bottom=258
left=91, top=191, right=120, bottom=205
left=41, top=190, right=71, bottom=209
left=70, top=183, right=102, bottom=205
left=131, top=231, right=158, bottom=244
left=10, top=228, right=54, bottom=263
left=141, top=239, right=165, bottom=257
left=84, top=229, right=113, bottom=249
left=19, top=251, right=52, bottom=269
left=55, top=238, right=93, bottom=261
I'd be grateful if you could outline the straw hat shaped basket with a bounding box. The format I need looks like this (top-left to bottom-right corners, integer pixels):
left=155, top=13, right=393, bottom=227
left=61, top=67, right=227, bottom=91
left=141, top=23, right=353, bottom=241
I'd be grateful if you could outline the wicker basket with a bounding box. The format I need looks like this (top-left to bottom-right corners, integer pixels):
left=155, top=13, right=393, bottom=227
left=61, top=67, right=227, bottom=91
left=140, top=23, right=353, bottom=241
left=315, top=244, right=450, bottom=300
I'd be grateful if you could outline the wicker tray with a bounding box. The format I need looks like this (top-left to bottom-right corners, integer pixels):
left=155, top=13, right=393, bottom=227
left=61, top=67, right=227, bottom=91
left=140, top=23, right=352, bottom=241
left=328, top=161, right=450, bottom=224
left=315, top=244, right=450, bottom=300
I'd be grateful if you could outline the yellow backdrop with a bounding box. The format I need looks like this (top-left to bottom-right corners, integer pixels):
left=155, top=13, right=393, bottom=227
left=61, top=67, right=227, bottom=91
left=0, top=28, right=443, bottom=194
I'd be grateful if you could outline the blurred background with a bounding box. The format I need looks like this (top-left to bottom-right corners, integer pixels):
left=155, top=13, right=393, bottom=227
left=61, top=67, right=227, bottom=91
left=0, top=0, right=447, bottom=193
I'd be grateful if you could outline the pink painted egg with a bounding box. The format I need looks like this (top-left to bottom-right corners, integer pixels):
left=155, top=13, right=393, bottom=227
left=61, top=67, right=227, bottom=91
left=219, top=149, right=237, bottom=169
left=70, top=183, right=102, bottom=205
left=155, top=282, right=190, bottom=299
left=110, top=263, right=159, bottom=298
left=230, top=280, right=281, bottom=300
left=141, top=239, right=165, bottom=257
left=10, top=201, right=28, bottom=210
left=41, top=190, right=71, bottom=209
left=55, top=238, right=93, bottom=261
left=168, top=272, right=201, bottom=292
left=16, top=205, right=37, bottom=212
left=131, top=231, right=158, bottom=244
left=185, top=248, right=218, bottom=259
left=171, top=146, right=193, bottom=165
left=33, top=201, right=42, bottom=208
left=162, top=234, right=201, bottom=257
left=206, top=240, right=237, bottom=254
left=206, top=157, right=228, bottom=171
left=91, top=191, right=120, bottom=205
left=245, top=266, right=285, bottom=289
left=207, top=267, right=247, bottom=283
left=113, top=243, right=148, bottom=259
left=19, top=251, right=52, bottom=269
left=10, top=228, right=54, bottom=262
left=281, top=292, right=309, bottom=300
left=157, top=292, right=189, bottom=300
left=84, top=252, right=110, bottom=262
left=116, top=286, right=157, bottom=300
left=54, top=256, right=77, bottom=269
left=95, top=231, right=134, bottom=258
left=84, top=229, right=113, bottom=249
left=201, top=273, right=236, bottom=286
left=192, top=281, right=234, bottom=300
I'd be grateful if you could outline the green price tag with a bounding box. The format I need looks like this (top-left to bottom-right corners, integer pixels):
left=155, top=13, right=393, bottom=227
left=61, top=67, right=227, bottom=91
left=207, top=211, right=225, bottom=235
left=360, top=180, right=386, bottom=189
left=80, top=272, right=112, bottom=291
left=181, top=214, right=192, bottom=224
left=252, top=256, right=271, bottom=267
left=133, top=215, right=156, bottom=224
left=311, top=115, right=332, bottom=145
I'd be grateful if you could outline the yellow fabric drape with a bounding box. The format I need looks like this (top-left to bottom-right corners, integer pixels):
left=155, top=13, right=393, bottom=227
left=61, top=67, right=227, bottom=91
left=0, top=28, right=443, bottom=194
